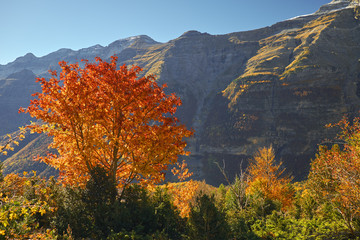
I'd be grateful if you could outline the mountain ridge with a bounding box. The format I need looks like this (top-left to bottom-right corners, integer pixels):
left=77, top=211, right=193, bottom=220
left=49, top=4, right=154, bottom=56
left=0, top=35, right=160, bottom=79
left=0, top=0, right=351, bottom=75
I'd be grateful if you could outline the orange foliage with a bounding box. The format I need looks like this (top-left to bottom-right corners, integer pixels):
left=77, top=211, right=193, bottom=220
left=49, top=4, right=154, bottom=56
left=167, top=160, right=198, bottom=217
left=164, top=161, right=216, bottom=218
left=308, top=116, right=360, bottom=233
left=146, top=161, right=198, bottom=218
left=166, top=180, right=200, bottom=218
left=246, top=146, right=294, bottom=210
left=20, top=56, right=193, bottom=188
left=1, top=173, right=27, bottom=196
left=171, top=160, right=193, bottom=181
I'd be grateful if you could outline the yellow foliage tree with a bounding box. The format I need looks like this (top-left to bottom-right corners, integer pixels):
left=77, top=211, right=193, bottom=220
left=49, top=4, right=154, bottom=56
left=246, top=146, right=294, bottom=210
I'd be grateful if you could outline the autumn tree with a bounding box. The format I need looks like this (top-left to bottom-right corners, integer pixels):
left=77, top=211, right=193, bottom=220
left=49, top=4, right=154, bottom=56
left=307, top=116, right=360, bottom=234
left=246, top=146, right=294, bottom=210
left=20, top=56, right=193, bottom=188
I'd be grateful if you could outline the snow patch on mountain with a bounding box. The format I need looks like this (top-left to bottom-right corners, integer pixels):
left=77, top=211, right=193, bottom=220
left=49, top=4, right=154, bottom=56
left=287, top=0, right=359, bottom=21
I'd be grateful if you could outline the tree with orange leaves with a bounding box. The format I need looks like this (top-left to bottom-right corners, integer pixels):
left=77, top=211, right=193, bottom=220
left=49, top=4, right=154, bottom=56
left=246, top=146, right=294, bottom=210
left=307, top=116, right=360, bottom=234
left=20, top=56, right=193, bottom=188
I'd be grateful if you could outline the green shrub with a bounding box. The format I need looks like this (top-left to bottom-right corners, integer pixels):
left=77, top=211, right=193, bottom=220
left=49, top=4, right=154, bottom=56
left=188, top=193, right=230, bottom=240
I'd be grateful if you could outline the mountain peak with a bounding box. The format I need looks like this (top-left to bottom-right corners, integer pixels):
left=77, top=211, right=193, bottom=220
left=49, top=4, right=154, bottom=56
left=114, top=35, right=157, bottom=44
left=316, top=0, right=360, bottom=14
left=24, top=53, right=36, bottom=58
left=131, top=35, right=159, bottom=44
left=177, top=31, right=211, bottom=40
left=14, top=53, right=37, bottom=62
left=6, top=69, right=36, bottom=79
left=180, top=30, right=203, bottom=37
left=330, top=0, right=355, bottom=3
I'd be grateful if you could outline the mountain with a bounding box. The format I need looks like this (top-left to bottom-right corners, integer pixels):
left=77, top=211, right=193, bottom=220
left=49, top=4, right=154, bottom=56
left=1, top=0, right=360, bottom=185
left=0, top=35, right=159, bottom=79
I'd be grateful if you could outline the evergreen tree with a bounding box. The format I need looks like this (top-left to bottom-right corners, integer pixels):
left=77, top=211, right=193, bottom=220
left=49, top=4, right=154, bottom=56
left=188, top=193, right=230, bottom=240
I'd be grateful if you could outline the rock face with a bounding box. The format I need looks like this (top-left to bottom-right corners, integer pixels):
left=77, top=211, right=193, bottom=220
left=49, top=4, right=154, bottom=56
left=316, top=0, right=357, bottom=14
left=205, top=8, right=360, bottom=183
left=1, top=1, right=360, bottom=184
left=0, top=69, right=40, bottom=135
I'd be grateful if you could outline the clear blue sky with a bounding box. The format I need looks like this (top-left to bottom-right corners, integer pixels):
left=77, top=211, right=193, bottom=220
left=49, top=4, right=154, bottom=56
left=0, top=0, right=329, bottom=65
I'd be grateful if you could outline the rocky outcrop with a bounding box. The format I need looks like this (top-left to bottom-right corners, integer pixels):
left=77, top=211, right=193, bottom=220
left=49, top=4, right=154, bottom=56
left=2, top=2, right=360, bottom=185
left=316, top=0, right=359, bottom=14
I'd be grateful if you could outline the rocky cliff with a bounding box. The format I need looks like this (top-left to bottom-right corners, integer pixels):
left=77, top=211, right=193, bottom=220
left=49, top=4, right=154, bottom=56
left=205, top=7, right=360, bottom=183
left=1, top=1, right=360, bottom=185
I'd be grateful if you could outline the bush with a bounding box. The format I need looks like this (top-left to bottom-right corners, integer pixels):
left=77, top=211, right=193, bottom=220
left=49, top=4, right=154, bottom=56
left=151, top=188, right=187, bottom=240
left=53, top=168, right=188, bottom=239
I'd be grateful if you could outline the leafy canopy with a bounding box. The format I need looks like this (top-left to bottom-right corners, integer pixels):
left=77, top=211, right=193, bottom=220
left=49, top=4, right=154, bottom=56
left=20, top=56, right=193, bottom=188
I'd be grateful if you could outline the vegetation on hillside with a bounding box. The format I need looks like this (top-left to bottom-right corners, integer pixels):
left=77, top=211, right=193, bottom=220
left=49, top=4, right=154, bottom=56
left=1, top=57, right=360, bottom=239
left=1, top=135, right=360, bottom=239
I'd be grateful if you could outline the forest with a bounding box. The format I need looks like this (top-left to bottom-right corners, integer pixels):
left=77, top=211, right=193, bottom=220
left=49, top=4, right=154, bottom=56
left=1, top=56, right=360, bottom=239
